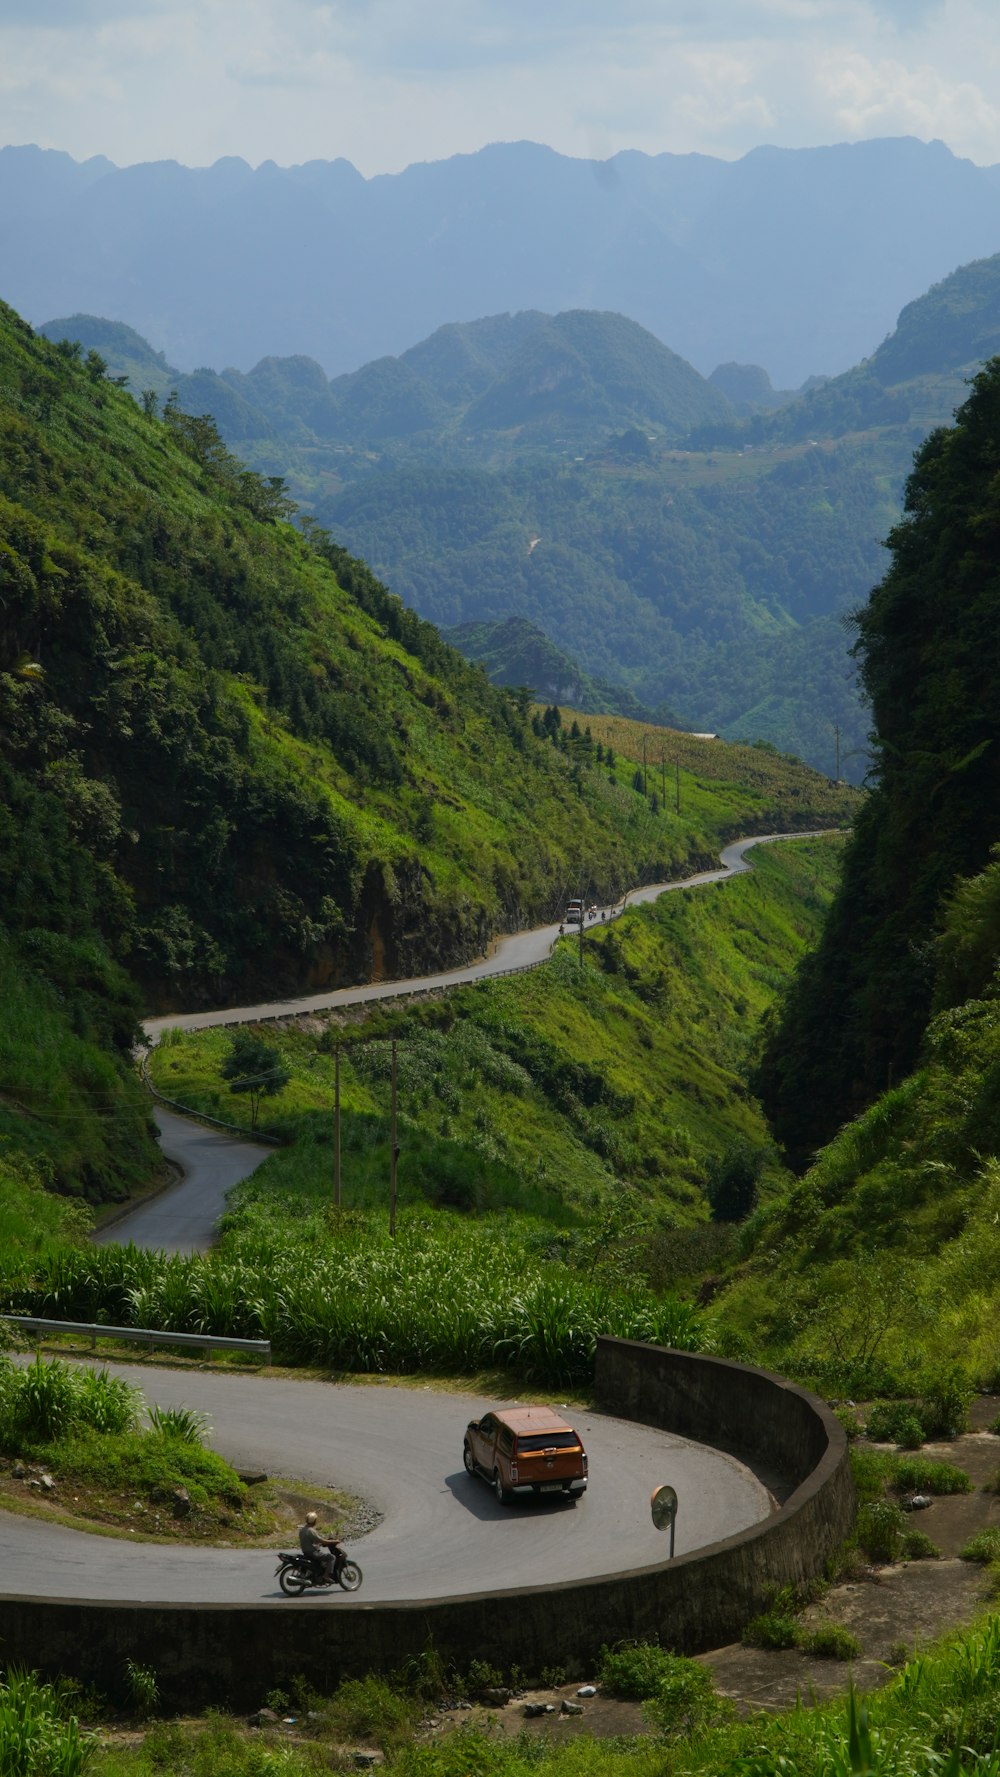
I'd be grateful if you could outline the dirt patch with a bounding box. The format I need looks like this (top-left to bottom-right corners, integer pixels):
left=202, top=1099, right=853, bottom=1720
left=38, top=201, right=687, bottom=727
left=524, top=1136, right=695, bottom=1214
left=0, top=1456, right=365, bottom=1548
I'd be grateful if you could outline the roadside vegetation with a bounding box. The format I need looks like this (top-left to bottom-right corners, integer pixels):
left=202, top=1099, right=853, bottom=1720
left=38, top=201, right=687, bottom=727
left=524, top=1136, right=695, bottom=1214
left=0, top=838, right=844, bottom=1390
left=0, top=1350, right=349, bottom=1543
left=13, top=1611, right=1000, bottom=1775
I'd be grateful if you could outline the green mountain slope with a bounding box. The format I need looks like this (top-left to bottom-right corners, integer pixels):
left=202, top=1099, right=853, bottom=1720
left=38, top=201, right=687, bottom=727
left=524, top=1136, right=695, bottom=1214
left=755, top=359, right=1000, bottom=1164
left=0, top=299, right=852, bottom=1207
left=38, top=309, right=885, bottom=778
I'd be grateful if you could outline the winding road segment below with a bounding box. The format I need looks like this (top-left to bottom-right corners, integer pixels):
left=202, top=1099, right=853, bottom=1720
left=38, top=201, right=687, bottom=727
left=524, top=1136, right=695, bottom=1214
left=0, top=1365, right=776, bottom=1606
left=1, top=833, right=827, bottom=1612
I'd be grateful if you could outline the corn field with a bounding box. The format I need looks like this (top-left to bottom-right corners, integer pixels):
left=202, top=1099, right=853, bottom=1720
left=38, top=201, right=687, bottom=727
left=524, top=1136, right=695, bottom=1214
left=0, top=1210, right=704, bottom=1388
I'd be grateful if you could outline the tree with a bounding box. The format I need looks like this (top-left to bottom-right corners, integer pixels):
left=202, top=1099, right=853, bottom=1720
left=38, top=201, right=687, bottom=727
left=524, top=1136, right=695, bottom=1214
left=220, top=1031, right=290, bottom=1130
left=756, top=358, right=1000, bottom=1162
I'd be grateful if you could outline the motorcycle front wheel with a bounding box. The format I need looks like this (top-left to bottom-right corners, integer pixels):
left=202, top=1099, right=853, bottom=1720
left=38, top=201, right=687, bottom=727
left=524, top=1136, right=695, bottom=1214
left=338, top=1561, right=362, bottom=1592
left=278, top=1564, right=308, bottom=1596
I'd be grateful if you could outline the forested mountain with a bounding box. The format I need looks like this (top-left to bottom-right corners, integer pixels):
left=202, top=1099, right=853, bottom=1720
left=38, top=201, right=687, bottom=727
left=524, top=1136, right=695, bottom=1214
left=0, top=297, right=852, bottom=1208
left=10, top=136, right=1000, bottom=386
left=45, top=248, right=1000, bottom=785
left=39, top=308, right=732, bottom=454
left=40, top=309, right=889, bottom=778
left=755, top=360, right=1000, bottom=1163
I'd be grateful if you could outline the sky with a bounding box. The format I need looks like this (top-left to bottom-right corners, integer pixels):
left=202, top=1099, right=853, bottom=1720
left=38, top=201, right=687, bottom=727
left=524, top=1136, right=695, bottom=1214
left=2, top=0, right=1000, bottom=177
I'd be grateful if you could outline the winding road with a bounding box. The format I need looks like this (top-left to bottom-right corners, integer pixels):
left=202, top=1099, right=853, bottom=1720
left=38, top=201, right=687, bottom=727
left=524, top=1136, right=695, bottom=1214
left=0, top=1366, right=774, bottom=1604
left=3, top=832, right=822, bottom=1608
left=142, top=832, right=817, bottom=1043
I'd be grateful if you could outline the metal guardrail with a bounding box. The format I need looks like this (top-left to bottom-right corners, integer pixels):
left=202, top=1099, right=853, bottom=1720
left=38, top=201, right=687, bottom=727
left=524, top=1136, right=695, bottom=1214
left=5, top=1315, right=270, bottom=1364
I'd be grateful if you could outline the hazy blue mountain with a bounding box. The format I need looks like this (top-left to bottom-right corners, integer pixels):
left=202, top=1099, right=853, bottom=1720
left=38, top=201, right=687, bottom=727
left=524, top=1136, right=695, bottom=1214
left=41, top=307, right=731, bottom=451
left=12, top=136, right=1000, bottom=384
left=709, top=362, right=800, bottom=412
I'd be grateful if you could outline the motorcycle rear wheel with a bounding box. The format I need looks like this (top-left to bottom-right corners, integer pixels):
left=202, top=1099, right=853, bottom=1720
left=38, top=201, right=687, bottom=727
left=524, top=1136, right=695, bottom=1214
left=338, top=1561, right=362, bottom=1592
left=279, top=1564, right=308, bottom=1596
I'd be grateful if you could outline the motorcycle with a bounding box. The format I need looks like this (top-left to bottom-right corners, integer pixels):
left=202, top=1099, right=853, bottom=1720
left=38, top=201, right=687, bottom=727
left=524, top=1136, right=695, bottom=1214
left=275, top=1539, right=363, bottom=1596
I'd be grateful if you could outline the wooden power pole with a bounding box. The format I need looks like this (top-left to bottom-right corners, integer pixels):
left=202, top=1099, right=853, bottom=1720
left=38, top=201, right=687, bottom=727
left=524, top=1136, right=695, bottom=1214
left=333, top=1044, right=341, bottom=1210
left=389, top=1038, right=398, bottom=1237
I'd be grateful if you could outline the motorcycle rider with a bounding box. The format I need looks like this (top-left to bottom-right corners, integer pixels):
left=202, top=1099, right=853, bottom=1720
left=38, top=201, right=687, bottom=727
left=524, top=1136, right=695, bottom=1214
left=298, top=1510, right=336, bottom=1582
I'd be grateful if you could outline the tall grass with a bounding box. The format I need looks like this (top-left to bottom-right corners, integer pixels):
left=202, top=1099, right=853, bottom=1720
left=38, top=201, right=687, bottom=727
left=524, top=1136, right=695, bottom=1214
left=0, top=1669, right=93, bottom=1777
left=0, top=1211, right=705, bottom=1388
left=0, top=1356, right=140, bottom=1448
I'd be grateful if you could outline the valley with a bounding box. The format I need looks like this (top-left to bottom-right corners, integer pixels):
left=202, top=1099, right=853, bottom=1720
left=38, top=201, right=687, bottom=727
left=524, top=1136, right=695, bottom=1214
left=3, top=119, right=1000, bottom=1769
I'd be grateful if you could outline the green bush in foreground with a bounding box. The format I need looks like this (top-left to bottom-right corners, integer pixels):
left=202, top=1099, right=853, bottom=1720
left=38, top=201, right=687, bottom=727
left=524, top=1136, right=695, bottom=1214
left=0, top=1668, right=93, bottom=1777
left=0, top=1357, right=140, bottom=1449
left=597, top=1640, right=683, bottom=1699
left=961, top=1529, right=1000, bottom=1565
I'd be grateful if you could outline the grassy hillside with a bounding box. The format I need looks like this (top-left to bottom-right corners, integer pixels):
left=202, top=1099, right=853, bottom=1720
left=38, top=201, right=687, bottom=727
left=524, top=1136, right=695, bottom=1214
left=146, top=835, right=844, bottom=1239
left=713, top=878, right=1000, bottom=1395
left=0, top=835, right=843, bottom=1383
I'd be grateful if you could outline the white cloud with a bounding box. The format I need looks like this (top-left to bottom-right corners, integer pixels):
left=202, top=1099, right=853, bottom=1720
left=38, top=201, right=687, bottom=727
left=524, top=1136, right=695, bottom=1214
left=0, top=0, right=997, bottom=173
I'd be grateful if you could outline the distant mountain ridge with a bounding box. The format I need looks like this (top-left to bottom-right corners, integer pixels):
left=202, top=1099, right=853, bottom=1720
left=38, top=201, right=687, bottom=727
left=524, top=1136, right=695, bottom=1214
left=39, top=307, right=733, bottom=450
left=11, top=134, right=1000, bottom=384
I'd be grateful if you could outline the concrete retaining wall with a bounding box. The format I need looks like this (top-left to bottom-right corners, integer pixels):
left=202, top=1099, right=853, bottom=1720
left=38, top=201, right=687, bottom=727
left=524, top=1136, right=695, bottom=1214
left=0, top=1339, right=854, bottom=1708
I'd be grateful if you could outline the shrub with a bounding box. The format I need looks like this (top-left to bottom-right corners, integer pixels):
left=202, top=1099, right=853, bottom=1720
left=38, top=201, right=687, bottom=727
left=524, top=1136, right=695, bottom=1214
left=641, top=1656, right=722, bottom=1736
left=960, top=1528, right=1000, bottom=1565
left=597, top=1641, right=682, bottom=1700
left=800, top=1623, right=862, bottom=1660
left=464, top=1659, right=506, bottom=1699
left=74, top=1368, right=141, bottom=1436
left=323, top=1676, right=416, bottom=1749
left=889, top=1455, right=973, bottom=1495
left=864, top=1400, right=924, bottom=1447
left=855, top=1499, right=907, bottom=1562
left=900, top=1528, right=941, bottom=1559
left=123, top=1659, right=159, bottom=1719
left=915, top=1361, right=975, bottom=1439
left=146, top=1404, right=210, bottom=1445
left=1, top=1355, right=79, bottom=1444
left=741, top=1611, right=800, bottom=1650
left=0, top=1668, right=94, bottom=1777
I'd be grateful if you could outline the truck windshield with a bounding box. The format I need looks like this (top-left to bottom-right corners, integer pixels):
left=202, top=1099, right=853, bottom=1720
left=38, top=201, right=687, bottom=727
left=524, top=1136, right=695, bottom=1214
left=516, top=1432, right=579, bottom=1451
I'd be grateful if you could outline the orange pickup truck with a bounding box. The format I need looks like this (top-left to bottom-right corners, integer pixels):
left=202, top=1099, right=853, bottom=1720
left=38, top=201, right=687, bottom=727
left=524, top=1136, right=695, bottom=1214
left=463, top=1405, right=588, bottom=1504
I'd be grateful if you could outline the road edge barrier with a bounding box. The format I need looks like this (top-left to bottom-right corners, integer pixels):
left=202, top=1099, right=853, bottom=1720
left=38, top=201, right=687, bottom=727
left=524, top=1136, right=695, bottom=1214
left=4, top=1315, right=270, bottom=1365
left=0, top=1337, right=854, bottom=1707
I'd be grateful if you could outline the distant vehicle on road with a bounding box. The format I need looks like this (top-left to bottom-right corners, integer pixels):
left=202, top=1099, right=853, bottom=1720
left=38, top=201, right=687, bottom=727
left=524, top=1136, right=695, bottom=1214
left=463, top=1406, right=588, bottom=1504
left=565, top=898, right=584, bottom=924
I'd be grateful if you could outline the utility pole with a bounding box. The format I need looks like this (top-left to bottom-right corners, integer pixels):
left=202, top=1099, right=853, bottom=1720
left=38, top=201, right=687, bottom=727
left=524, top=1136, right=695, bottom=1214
left=333, top=1044, right=341, bottom=1210
left=834, top=723, right=841, bottom=782
left=661, top=746, right=666, bottom=807
left=642, top=733, right=647, bottom=797
left=675, top=758, right=681, bottom=815
left=389, top=1038, right=398, bottom=1237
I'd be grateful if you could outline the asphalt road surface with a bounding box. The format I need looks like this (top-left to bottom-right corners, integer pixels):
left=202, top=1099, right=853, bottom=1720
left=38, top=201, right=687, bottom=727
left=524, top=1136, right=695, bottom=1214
left=0, top=1365, right=773, bottom=1604
left=2, top=833, right=805, bottom=1605
left=143, top=833, right=825, bottom=1043
left=94, top=1109, right=272, bottom=1255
